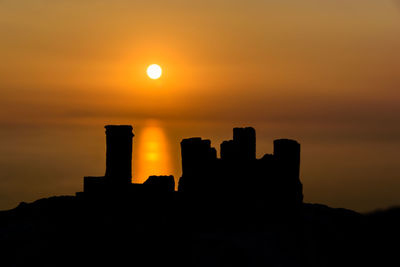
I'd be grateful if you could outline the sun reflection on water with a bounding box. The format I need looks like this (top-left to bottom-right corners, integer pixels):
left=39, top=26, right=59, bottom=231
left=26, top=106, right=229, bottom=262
left=133, top=122, right=172, bottom=184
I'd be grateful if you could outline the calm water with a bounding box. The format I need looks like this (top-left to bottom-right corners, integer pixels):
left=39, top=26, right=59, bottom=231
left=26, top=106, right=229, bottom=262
left=1, top=119, right=399, bottom=212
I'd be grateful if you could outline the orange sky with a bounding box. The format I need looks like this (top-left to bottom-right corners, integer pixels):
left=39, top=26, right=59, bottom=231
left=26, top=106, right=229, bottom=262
left=0, top=0, right=400, bottom=211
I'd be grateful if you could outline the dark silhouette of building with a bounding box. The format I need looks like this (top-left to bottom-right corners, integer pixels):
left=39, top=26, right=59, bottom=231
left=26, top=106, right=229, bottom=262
left=82, top=125, right=174, bottom=197
left=81, top=125, right=302, bottom=214
left=3, top=123, right=399, bottom=267
left=104, top=125, right=134, bottom=184
left=178, top=127, right=303, bottom=210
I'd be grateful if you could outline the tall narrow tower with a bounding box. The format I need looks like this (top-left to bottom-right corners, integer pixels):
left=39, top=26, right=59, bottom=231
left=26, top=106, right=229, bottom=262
left=105, top=125, right=134, bottom=184
left=233, top=127, right=256, bottom=160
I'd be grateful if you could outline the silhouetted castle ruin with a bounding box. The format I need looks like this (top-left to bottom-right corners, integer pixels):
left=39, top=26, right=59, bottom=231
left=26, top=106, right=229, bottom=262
left=6, top=125, right=399, bottom=267
left=82, top=125, right=174, bottom=197
left=178, top=127, right=303, bottom=211
left=80, top=125, right=303, bottom=210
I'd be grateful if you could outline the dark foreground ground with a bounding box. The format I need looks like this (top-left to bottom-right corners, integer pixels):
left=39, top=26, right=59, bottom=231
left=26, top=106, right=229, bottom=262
left=0, top=194, right=399, bottom=267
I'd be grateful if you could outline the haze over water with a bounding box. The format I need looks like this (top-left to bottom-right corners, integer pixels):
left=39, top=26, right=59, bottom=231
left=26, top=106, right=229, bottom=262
left=1, top=1, right=400, bottom=211
left=1, top=119, right=399, bottom=212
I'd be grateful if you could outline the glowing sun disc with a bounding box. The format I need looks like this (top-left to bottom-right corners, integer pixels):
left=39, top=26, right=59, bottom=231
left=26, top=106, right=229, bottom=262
left=147, top=64, right=162, bottom=79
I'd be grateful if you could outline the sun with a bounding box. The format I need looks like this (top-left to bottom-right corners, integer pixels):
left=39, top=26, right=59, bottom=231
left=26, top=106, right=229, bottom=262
left=147, top=64, right=162, bottom=79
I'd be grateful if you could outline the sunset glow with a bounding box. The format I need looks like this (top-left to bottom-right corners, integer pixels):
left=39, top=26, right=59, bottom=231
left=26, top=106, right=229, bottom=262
left=0, top=1, right=400, bottom=212
left=133, top=122, right=171, bottom=184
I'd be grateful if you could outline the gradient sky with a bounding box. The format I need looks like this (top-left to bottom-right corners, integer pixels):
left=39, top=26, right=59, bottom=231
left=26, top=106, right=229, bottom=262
left=1, top=0, right=400, bottom=211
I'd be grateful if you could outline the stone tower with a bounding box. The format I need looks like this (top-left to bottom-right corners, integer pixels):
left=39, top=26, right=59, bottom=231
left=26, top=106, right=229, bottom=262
left=105, top=125, right=134, bottom=184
